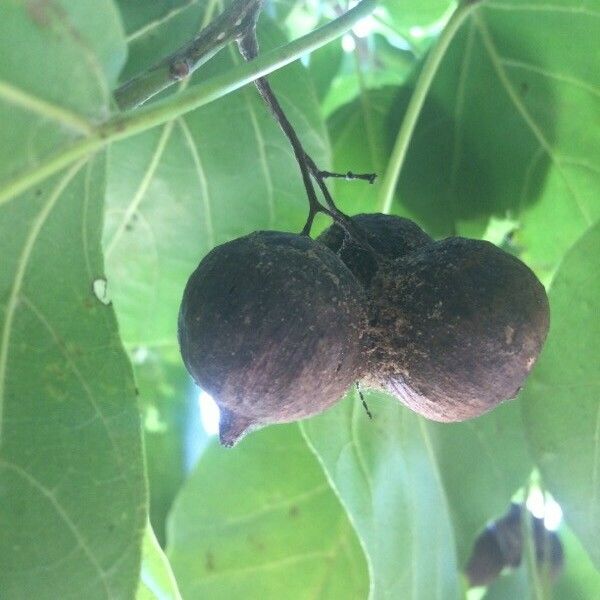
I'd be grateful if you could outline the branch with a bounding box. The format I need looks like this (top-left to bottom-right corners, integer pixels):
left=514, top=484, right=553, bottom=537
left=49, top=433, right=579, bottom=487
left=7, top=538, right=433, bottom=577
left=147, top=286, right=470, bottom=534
left=0, top=0, right=378, bottom=206
left=115, top=0, right=264, bottom=110
left=238, top=25, right=377, bottom=254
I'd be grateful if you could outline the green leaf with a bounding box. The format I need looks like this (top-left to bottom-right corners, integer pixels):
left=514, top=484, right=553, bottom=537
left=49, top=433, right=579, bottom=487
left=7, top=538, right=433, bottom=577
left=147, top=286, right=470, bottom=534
left=0, top=157, right=146, bottom=599
left=105, top=13, right=329, bottom=346
left=0, top=0, right=126, bottom=190
left=0, top=4, right=145, bottom=598
left=308, top=37, right=344, bottom=102
left=137, top=522, right=183, bottom=600
left=403, top=1, right=599, bottom=276
left=302, top=391, right=460, bottom=599
left=429, top=400, right=533, bottom=566
left=553, top=523, right=600, bottom=599
left=116, top=0, right=192, bottom=39
left=331, top=2, right=600, bottom=278
left=522, top=221, right=600, bottom=568
left=166, top=424, right=369, bottom=599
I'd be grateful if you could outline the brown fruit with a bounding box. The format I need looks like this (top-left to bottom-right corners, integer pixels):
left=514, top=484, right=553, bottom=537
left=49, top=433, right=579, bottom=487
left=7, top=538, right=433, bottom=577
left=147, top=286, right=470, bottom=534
left=178, top=231, right=367, bottom=446
left=317, top=213, right=432, bottom=286
left=368, top=237, right=550, bottom=421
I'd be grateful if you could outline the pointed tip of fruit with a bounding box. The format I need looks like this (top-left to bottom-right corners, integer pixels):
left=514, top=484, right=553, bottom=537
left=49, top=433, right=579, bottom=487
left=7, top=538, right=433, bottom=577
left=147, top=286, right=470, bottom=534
left=218, top=409, right=256, bottom=447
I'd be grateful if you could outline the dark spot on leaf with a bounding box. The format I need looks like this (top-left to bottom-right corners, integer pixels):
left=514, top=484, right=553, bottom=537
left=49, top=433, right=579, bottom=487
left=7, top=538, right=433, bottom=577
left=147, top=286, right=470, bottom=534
left=520, top=82, right=529, bottom=96
left=26, top=0, right=53, bottom=28
left=247, top=534, right=265, bottom=551
left=205, top=551, right=215, bottom=571
left=289, top=505, right=299, bottom=518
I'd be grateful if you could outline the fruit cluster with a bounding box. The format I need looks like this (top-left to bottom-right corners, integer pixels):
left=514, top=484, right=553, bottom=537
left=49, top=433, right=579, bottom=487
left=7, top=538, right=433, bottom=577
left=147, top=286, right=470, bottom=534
left=178, top=214, right=549, bottom=446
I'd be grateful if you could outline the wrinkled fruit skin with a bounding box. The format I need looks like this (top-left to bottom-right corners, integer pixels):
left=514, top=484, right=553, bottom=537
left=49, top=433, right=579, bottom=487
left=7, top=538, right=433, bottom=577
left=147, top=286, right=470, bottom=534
left=318, top=213, right=432, bottom=286
left=369, top=237, right=550, bottom=421
left=178, top=231, right=367, bottom=446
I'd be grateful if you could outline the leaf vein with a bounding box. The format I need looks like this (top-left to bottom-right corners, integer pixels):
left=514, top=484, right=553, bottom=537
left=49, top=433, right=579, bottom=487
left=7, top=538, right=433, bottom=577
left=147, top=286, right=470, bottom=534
left=0, top=161, right=84, bottom=446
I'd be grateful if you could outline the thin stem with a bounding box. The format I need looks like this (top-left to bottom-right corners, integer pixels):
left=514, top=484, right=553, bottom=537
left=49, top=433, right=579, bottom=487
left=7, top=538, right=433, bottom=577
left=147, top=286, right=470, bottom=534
left=318, top=170, right=376, bottom=184
left=238, top=30, right=373, bottom=253
left=237, top=29, right=322, bottom=232
left=115, top=0, right=264, bottom=109
left=0, top=0, right=377, bottom=207
left=378, top=0, right=480, bottom=214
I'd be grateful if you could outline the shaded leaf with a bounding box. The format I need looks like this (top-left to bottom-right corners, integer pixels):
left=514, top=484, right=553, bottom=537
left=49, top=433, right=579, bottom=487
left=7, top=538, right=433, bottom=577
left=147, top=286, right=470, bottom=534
left=302, top=391, right=460, bottom=599
left=403, top=1, right=600, bottom=277
left=167, top=424, right=369, bottom=599
left=429, top=400, right=533, bottom=566
left=522, top=221, right=600, bottom=568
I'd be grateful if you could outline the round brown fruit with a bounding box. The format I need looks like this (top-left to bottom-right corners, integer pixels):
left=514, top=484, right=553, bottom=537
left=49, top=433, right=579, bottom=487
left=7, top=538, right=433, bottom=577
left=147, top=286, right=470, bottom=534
left=178, top=231, right=367, bottom=446
left=317, top=213, right=432, bottom=286
left=368, top=237, right=549, bottom=421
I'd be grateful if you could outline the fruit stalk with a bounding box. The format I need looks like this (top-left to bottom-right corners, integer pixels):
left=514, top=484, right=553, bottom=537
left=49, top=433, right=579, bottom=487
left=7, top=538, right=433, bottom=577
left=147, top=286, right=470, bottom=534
left=237, top=26, right=378, bottom=254
left=115, top=0, right=264, bottom=110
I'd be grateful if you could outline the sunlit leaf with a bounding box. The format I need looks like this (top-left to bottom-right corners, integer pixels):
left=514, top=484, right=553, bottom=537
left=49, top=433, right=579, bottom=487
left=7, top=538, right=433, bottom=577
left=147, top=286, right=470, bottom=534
left=383, top=0, right=453, bottom=31
left=133, top=346, right=202, bottom=547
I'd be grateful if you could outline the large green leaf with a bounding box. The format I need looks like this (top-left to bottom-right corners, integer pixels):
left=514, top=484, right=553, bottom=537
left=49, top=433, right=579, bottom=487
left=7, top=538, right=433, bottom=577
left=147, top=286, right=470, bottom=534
left=330, top=1, right=600, bottom=279
left=0, top=157, right=146, bottom=599
left=0, top=4, right=145, bottom=598
left=522, top=221, right=600, bottom=568
left=302, top=391, right=460, bottom=599
left=408, top=0, right=600, bottom=276
left=0, top=0, right=125, bottom=190
left=105, top=8, right=329, bottom=346
left=429, top=400, right=533, bottom=566
left=137, top=522, right=182, bottom=600
left=167, top=424, right=369, bottom=599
